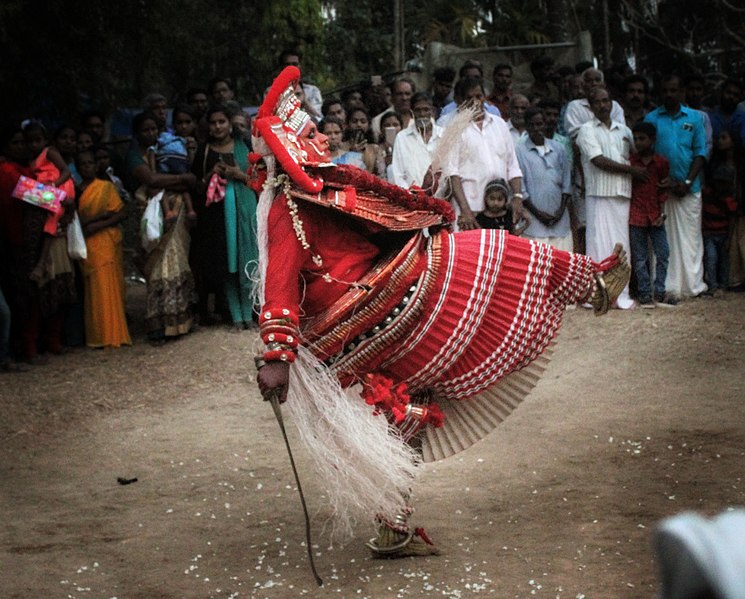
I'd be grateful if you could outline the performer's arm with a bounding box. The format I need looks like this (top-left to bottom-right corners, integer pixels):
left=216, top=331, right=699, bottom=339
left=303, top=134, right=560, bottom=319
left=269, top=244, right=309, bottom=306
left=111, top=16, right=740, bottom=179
left=257, top=194, right=308, bottom=403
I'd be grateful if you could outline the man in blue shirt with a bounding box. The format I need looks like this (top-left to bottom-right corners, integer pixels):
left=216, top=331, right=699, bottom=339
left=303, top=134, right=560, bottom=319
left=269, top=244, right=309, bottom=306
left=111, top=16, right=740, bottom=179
left=517, top=107, right=573, bottom=252
left=645, top=74, right=708, bottom=299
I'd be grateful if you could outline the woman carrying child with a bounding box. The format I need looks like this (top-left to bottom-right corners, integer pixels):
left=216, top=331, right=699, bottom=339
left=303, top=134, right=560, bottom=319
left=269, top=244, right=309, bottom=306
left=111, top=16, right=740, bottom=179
left=125, top=112, right=197, bottom=344
left=154, top=105, right=198, bottom=225
left=22, top=121, right=77, bottom=356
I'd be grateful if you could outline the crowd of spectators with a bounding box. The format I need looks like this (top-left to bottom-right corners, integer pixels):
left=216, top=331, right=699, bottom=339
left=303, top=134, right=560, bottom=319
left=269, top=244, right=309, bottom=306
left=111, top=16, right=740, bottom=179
left=1, top=48, right=744, bottom=371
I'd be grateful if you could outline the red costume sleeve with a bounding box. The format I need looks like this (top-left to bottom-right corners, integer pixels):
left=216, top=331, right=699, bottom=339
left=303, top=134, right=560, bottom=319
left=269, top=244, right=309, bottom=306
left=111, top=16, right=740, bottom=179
left=264, top=193, right=306, bottom=315
left=259, top=190, right=382, bottom=363
left=260, top=193, right=308, bottom=363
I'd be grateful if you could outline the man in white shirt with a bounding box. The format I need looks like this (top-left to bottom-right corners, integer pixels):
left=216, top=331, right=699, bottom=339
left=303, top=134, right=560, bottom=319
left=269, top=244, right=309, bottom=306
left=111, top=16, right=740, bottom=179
left=563, top=68, right=626, bottom=251
left=391, top=92, right=444, bottom=190
left=576, top=88, right=645, bottom=309
left=507, top=94, right=529, bottom=144
left=442, top=77, right=524, bottom=231
left=372, top=79, right=415, bottom=139
left=564, top=68, right=626, bottom=139
left=279, top=49, right=324, bottom=119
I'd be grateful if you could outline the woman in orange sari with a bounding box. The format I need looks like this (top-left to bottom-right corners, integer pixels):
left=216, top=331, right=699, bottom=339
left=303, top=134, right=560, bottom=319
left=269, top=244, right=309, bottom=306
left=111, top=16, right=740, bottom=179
left=75, top=150, right=131, bottom=348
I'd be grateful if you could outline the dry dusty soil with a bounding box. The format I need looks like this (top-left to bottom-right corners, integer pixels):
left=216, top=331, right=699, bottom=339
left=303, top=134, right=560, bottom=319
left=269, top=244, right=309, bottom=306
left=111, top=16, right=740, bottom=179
left=2, top=283, right=744, bottom=599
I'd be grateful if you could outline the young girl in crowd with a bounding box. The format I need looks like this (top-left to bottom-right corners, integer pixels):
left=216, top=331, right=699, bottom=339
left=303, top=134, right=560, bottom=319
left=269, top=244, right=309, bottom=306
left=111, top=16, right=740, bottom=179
left=702, top=163, right=738, bottom=296
left=53, top=125, right=82, bottom=184
left=476, top=178, right=527, bottom=234
left=341, top=107, right=386, bottom=176
left=704, top=130, right=741, bottom=294
left=94, top=145, right=130, bottom=203
left=320, top=117, right=346, bottom=163
left=231, top=110, right=251, bottom=144
left=77, top=130, right=94, bottom=154
left=379, top=111, right=403, bottom=180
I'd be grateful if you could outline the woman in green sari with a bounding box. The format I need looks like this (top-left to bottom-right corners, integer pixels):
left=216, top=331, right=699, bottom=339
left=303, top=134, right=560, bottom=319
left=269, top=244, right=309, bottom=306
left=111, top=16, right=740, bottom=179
left=191, top=105, right=258, bottom=330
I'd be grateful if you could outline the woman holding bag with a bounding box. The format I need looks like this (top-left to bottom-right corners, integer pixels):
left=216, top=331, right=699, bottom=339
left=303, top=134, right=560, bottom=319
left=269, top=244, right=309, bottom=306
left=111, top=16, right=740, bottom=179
left=191, top=104, right=258, bottom=330
left=75, top=150, right=131, bottom=348
left=124, top=112, right=197, bottom=344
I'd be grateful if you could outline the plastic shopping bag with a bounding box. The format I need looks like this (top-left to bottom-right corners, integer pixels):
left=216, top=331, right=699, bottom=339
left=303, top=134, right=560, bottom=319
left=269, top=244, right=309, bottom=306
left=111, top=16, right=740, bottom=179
left=140, top=190, right=164, bottom=252
left=66, top=212, right=88, bottom=260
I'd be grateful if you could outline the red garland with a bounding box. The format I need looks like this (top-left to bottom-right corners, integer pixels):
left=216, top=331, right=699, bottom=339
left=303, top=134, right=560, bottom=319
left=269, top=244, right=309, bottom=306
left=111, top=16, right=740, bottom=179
left=361, top=373, right=410, bottom=424
left=307, top=164, right=455, bottom=224
left=360, top=373, right=446, bottom=429
left=423, top=403, right=445, bottom=428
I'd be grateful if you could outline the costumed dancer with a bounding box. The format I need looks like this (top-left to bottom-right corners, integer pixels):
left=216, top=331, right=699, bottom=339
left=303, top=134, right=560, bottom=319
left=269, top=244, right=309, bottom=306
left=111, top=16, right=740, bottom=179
left=250, top=67, right=631, bottom=558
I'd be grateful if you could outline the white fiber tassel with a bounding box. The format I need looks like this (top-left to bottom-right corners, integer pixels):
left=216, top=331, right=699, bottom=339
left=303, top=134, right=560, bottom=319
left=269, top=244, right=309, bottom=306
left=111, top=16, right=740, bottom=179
left=285, top=347, right=420, bottom=544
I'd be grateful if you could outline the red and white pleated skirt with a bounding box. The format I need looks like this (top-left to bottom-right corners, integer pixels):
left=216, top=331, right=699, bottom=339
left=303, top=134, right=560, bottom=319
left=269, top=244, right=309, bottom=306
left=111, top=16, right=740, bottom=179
left=379, top=229, right=597, bottom=400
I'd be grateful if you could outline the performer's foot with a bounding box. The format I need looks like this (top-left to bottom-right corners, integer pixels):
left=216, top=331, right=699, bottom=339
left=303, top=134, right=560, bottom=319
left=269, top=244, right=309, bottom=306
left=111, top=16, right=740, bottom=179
left=366, top=525, right=441, bottom=558
left=592, top=243, right=631, bottom=316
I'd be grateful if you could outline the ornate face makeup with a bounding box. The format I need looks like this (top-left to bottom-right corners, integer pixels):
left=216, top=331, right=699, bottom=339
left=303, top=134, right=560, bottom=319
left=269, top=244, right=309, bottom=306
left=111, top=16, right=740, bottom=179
left=253, top=66, right=328, bottom=192
left=298, top=120, right=330, bottom=163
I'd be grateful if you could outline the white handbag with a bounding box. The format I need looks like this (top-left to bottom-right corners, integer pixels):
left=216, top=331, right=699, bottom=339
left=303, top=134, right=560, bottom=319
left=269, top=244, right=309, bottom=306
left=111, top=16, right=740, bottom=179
left=140, top=190, right=164, bottom=252
left=66, top=211, right=88, bottom=260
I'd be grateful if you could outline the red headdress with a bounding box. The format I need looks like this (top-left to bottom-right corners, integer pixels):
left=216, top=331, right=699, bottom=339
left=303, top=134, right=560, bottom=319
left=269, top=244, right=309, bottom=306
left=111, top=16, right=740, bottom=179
left=252, top=66, right=326, bottom=193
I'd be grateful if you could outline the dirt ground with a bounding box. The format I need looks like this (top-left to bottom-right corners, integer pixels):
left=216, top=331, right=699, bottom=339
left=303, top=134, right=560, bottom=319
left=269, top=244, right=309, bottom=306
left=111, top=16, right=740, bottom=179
left=2, top=283, right=744, bottom=599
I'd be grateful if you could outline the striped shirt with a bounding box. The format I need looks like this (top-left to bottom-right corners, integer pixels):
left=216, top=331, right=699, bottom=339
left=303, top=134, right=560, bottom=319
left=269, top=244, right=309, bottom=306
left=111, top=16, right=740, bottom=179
left=576, top=117, right=633, bottom=199
left=564, top=98, right=626, bottom=139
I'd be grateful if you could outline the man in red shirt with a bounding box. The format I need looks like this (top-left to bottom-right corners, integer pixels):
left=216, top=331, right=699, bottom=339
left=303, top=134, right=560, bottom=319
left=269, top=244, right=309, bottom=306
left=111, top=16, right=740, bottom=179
left=487, top=63, right=513, bottom=121
left=628, top=122, right=673, bottom=307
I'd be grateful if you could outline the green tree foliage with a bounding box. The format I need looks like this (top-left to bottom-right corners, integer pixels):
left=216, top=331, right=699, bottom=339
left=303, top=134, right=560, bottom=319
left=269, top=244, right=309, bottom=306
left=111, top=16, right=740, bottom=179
left=2, top=0, right=744, bottom=126
left=1, top=0, right=324, bottom=123
left=322, top=0, right=396, bottom=86
left=321, top=0, right=560, bottom=89
left=620, top=0, right=745, bottom=79
left=406, top=0, right=486, bottom=49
